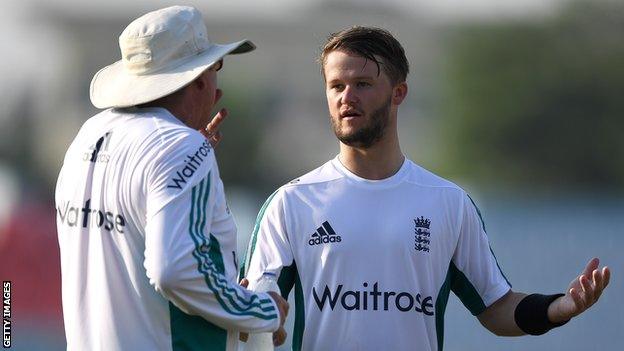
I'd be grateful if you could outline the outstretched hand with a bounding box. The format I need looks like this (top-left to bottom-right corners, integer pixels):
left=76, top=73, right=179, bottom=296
left=547, top=258, right=610, bottom=323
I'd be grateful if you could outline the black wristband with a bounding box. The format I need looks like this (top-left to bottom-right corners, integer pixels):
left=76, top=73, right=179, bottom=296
left=514, top=293, right=569, bottom=335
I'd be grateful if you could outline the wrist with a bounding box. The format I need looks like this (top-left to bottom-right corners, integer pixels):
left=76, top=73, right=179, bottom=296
left=514, top=293, right=569, bottom=335
left=546, top=295, right=570, bottom=324
left=262, top=291, right=281, bottom=332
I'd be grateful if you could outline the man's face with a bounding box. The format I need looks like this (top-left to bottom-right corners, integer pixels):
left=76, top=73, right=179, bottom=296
left=185, top=59, right=222, bottom=130
left=200, top=60, right=222, bottom=124
left=324, top=50, right=394, bottom=148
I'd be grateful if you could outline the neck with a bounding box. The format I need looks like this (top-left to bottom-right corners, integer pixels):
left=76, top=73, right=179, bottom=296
left=166, top=104, right=195, bottom=127
left=139, top=90, right=198, bottom=129
left=338, top=128, right=404, bottom=180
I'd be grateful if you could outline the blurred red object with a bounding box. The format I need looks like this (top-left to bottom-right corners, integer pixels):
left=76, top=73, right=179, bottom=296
left=0, top=198, right=63, bottom=329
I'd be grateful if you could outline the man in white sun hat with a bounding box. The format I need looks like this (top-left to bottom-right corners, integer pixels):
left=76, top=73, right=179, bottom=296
left=55, top=6, right=288, bottom=351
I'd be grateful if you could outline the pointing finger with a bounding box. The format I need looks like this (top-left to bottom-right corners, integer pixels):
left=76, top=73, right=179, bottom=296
left=206, top=108, right=228, bottom=134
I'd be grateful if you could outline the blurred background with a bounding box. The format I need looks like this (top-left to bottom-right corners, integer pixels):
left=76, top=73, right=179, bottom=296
left=0, top=0, right=622, bottom=350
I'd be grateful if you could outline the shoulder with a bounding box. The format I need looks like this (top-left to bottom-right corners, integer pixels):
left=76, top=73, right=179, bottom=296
left=257, top=159, right=344, bottom=210
left=129, top=107, right=200, bottom=145
left=285, top=159, right=344, bottom=187
left=280, top=159, right=344, bottom=191
left=405, top=160, right=464, bottom=191
left=121, top=109, right=215, bottom=191
left=403, top=160, right=469, bottom=204
left=111, top=107, right=214, bottom=164
left=148, top=129, right=212, bottom=165
left=146, top=132, right=214, bottom=189
left=78, top=107, right=202, bottom=152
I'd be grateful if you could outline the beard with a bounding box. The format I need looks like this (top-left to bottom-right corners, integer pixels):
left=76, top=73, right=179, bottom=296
left=331, top=97, right=392, bottom=149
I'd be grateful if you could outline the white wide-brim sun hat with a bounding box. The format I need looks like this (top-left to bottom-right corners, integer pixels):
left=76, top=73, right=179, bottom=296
left=90, top=5, right=255, bottom=109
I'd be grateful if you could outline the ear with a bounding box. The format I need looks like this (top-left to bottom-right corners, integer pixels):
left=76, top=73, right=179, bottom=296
left=193, top=72, right=208, bottom=90
left=392, top=81, right=408, bottom=106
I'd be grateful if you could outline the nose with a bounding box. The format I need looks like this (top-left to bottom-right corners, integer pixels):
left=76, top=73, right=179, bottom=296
left=340, top=85, right=358, bottom=105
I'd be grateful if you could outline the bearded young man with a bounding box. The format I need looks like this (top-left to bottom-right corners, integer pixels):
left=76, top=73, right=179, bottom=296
left=241, top=27, right=610, bottom=350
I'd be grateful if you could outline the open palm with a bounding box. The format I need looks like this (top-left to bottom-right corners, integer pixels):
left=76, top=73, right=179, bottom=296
left=549, top=258, right=610, bottom=322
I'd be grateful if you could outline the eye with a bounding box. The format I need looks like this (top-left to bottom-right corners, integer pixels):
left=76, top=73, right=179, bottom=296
left=357, top=81, right=371, bottom=88
left=209, top=59, right=223, bottom=72
left=330, top=84, right=345, bottom=91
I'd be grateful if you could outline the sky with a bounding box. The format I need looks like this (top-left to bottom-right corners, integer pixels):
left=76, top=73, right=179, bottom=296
left=7, top=0, right=567, bottom=21
left=0, top=0, right=573, bottom=178
left=0, top=0, right=569, bottom=92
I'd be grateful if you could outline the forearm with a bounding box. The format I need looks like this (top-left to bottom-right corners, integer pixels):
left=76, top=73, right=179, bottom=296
left=153, top=269, right=280, bottom=333
left=478, top=289, right=573, bottom=337
left=477, top=290, right=527, bottom=336
left=145, top=198, right=280, bottom=333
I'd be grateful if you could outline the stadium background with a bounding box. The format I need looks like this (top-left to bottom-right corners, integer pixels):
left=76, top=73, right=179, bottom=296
left=0, top=0, right=622, bottom=349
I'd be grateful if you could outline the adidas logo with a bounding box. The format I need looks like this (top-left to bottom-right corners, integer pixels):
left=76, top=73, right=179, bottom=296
left=308, top=221, right=342, bottom=246
left=83, top=132, right=112, bottom=163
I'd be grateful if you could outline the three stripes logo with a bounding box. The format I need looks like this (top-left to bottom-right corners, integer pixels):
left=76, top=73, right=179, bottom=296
left=83, top=132, right=112, bottom=163
left=308, top=221, right=342, bottom=246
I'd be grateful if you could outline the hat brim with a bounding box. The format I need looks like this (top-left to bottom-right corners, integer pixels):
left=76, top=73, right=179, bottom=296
left=90, top=39, right=255, bottom=109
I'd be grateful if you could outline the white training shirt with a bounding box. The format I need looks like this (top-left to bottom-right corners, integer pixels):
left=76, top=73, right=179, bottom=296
left=243, top=157, right=511, bottom=351
left=55, top=107, right=279, bottom=351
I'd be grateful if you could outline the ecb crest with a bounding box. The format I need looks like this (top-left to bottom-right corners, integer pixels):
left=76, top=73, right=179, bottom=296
left=414, top=216, right=431, bottom=253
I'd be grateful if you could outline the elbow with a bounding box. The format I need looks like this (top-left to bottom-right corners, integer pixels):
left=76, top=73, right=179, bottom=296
left=480, top=320, right=508, bottom=337
left=147, top=260, right=182, bottom=294
left=489, top=328, right=508, bottom=337
left=480, top=319, right=524, bottom=337
left=491, top=328, right=524, bottom=337
left=479, top=318, right=502, bottom=336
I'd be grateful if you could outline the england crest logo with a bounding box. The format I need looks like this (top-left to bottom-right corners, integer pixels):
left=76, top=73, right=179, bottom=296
left=414, top=216, right=431, bottom=253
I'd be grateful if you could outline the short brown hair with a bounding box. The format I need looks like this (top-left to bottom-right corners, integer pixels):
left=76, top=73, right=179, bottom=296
left=319, top=26, right=409, bottom=85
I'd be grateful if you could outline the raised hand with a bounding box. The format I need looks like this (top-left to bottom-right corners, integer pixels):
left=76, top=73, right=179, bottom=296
left=547, top=258, right=610, bottom=323
left=200, top=107, right=227, bottom=148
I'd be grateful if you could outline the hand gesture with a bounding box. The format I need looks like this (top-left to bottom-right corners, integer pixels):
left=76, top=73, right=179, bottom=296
left=547, top=258, right=610, bottom=323
left=199, top=107, right=227, bottom=148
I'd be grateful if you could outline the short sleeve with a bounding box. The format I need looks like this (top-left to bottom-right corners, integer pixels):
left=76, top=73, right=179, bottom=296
left=450, top=193, right=511, bottom=315
left=243, top=189, right=295, bottom=292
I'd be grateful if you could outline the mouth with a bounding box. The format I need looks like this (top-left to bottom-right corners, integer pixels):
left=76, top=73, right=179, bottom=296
left=340, top=109, right=363, bottom=120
